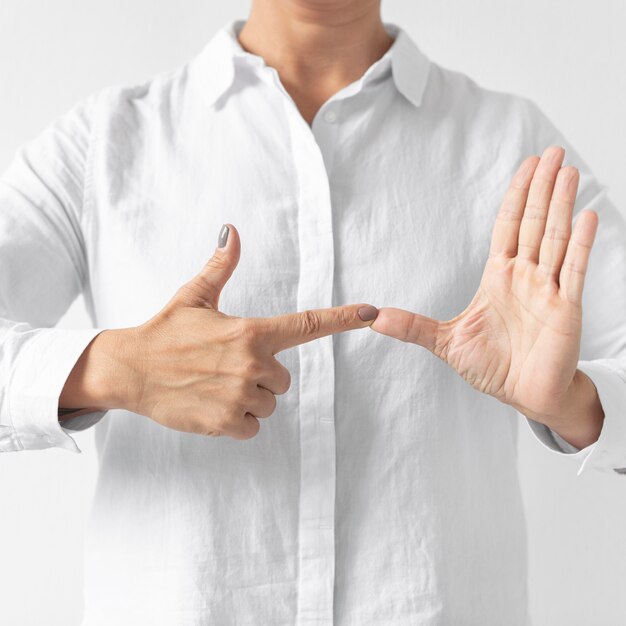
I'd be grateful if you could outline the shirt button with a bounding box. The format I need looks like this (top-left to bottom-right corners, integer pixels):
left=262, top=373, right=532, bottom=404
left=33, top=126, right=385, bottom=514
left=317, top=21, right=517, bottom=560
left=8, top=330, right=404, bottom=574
left=323, top=109, right=338, bottom=124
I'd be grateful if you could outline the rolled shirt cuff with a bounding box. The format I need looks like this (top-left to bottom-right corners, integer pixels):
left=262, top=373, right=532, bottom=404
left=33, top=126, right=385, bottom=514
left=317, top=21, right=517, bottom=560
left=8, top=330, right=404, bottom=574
left=4, top=327, right=108, bottom=453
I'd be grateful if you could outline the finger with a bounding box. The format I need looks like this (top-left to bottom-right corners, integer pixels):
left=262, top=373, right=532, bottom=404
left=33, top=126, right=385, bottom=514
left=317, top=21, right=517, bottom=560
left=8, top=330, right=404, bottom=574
left=559, top=210, right=599, bottom=304
left=517, top=146, right=565, bottom=263
left=488, top=156, right=540, bottom=259
left=370, top=307, right=440, bottom=353
left=262, top=303, right=379, bottom=354
left=246, top=386, right=278, bottom=419
left=257, top=359, right=292, bottom=395
left=537, top=166, right=579, bottom=281
left=229, top=414, right=261, bottom=440
left=173, top=223, right=241, bottom=309
left=204, top=411, right=260, bottom=440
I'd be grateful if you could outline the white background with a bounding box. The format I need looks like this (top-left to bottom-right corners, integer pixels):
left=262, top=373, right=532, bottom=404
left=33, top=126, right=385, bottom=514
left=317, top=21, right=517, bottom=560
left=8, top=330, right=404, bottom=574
left=0, top=1, right=625, bottom=624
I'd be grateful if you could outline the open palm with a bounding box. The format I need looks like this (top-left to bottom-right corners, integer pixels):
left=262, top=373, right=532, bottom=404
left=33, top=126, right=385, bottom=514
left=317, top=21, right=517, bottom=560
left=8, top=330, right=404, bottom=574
left=372, top=146, right=599, bottom=420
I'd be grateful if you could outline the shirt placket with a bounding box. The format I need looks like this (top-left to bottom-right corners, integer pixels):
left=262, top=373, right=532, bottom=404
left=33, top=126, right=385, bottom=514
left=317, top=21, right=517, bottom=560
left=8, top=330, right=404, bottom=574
left=262, top=67, right=340, bottom=625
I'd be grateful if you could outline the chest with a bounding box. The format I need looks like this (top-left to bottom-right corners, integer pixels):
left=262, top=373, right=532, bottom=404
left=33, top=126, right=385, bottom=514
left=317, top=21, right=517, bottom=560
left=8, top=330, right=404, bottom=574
left=84, top=90, right=511, bottom=328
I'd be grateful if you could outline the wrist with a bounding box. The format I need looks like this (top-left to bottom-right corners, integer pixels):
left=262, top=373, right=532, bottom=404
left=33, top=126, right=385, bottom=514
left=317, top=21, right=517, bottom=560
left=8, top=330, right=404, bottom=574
left=59, top=327, right=143, bottom=412
left=515, top=370, right=605, bottom=449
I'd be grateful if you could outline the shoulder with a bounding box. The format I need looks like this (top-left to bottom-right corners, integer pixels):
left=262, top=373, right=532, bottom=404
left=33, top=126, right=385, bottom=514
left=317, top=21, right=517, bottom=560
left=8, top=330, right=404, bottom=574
left=423, top=60, right=557, bottom=152
left=424, top=60, right=606, bottom=210
left=86, top=59, right=193, bottom=129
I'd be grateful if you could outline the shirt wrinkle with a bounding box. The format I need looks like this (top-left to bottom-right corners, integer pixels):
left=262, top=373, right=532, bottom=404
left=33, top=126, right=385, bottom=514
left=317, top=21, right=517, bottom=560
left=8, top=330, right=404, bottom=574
left=1, top=17, right=625, bottom=626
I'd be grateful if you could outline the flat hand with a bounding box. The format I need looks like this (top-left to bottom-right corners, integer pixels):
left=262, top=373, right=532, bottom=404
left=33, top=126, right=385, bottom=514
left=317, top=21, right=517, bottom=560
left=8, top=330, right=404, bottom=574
left=372, top=146, right=601, bottom=428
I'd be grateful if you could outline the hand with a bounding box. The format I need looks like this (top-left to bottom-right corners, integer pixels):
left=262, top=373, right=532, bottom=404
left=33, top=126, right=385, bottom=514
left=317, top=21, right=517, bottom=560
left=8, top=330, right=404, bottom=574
left=60, top=223, right=379, bottom=439
left=371, top=146, right=603, bottom=443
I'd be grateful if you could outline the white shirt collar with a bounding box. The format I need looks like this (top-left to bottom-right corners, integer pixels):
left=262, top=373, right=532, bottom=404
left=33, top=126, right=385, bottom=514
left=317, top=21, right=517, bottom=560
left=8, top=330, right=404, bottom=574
left=191, top=19, right=431, bottom=109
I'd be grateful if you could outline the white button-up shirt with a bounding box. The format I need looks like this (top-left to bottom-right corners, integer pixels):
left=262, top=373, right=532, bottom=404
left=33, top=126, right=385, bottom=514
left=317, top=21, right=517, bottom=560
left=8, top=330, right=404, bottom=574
left=1, top=19, right=626, bottom=626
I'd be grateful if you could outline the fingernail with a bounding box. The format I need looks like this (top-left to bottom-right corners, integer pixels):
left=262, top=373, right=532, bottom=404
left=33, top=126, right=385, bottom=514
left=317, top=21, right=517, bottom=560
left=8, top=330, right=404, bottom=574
left=218, top=224, right=229, bottom=248
left=358, top=305, right=379, bottom=321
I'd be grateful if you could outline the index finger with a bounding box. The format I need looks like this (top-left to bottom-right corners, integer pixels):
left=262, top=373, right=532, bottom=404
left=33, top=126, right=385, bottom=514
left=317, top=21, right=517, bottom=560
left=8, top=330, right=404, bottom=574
left=259, top=303, right=379, bottom=353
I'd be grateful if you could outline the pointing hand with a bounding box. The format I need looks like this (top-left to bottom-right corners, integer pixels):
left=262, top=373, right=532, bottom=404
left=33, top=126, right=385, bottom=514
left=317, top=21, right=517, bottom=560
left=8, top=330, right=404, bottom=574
left=61, top=224, right=378, bottom=439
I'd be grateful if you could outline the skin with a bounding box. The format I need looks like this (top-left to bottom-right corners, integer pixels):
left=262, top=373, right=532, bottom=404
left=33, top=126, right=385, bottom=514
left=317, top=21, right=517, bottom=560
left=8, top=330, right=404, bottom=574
left=372, top=148, right=604, bottom=449
left=60, top=225, right=378, bottom=439
left=61, top=0, right=604, bottom=448
left=238, top=0, right=393, bottom=126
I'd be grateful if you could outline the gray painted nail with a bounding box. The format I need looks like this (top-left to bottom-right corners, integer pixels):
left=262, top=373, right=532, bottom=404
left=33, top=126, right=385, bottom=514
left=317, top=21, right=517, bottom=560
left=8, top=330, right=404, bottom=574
left=218, top=224, right=230, bottom=248
left=358, top=305, right=379, bottom=322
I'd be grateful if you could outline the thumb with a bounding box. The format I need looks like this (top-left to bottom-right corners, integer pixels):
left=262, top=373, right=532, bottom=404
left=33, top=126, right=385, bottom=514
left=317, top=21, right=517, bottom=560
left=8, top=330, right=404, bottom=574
left=370, top=307, right=441, bottom=353
left=174, top=223, right=241, bottom=309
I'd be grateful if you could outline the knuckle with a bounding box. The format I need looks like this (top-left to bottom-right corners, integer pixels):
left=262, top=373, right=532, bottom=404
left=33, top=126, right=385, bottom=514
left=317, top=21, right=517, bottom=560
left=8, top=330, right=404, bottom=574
left=243, top=392, right=259, bottom=412
left=432, top=321, right=452, bottom=361
left=200, top=428, right=222, bottom=437
left=532, top=171, right=556, bottom=186
left=240, top=421, right=260, bottom=440
left=175, top=282, right=216, bottom=308
left=496, top=206, right=522, bottom=222
left=562, top=261, right=585, bottom=275
left=204, top=252, right=229, bottom=272
left=230, top=388, right=250, bottom=412
left=537, top=261, right=556, bottom=277
left=235, top=318, right=260, bottom=346
left=573, top=237, right=593, bottom=250
left=269, top=362, right=291, bottom=395
left=268, top=393, right=277, bottom=413
left=300, top=310, right=321, bottom=336
left=279, top=369, right=292, bottom=394
left=336, top=307, right=351, bottom=328
left=213, top=416, right=232, bottom=434
left=522, top=202, right=547, bottom=221
left=543, top=226, right=570, bottom=242
left=256, top=397, right=276, bottom=419
left=239, top=358, right=263, bottom=382
left=234, top=317, right=252, bottom=337
left=201, top=423, right=223, bottom=437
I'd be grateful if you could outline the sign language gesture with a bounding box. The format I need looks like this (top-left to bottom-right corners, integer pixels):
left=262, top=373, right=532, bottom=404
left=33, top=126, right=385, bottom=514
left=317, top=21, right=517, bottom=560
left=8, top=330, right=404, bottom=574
left=371, top=146, right=605, bottom=447
left=60, top=224, right=379, bottom=439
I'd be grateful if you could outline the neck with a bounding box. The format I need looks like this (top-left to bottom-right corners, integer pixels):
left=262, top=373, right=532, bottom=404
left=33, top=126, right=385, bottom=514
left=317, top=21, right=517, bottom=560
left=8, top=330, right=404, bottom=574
left=238, top=0, right=393, bottom=125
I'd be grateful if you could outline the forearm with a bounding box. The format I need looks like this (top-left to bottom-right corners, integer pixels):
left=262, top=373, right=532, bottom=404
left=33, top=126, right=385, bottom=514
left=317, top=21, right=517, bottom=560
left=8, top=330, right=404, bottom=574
left=513, top=369, right=605, bottom=450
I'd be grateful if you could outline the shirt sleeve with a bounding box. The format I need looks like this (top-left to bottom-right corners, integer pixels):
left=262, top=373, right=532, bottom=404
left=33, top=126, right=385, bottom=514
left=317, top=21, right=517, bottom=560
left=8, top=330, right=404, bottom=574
left=0, top=94, right=108, bottom=454
left=517, top=98, right=626, bottom=476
